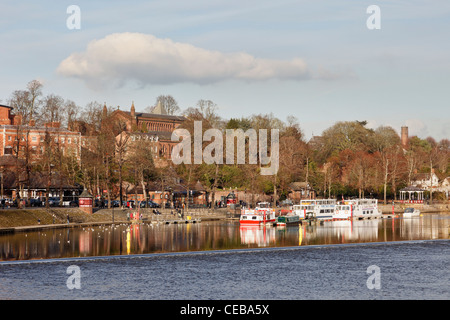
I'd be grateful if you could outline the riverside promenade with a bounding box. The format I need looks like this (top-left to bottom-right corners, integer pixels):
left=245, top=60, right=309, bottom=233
left=0, top=207, right=229, bottom=234
left=1, top=202, right=448, bottom=234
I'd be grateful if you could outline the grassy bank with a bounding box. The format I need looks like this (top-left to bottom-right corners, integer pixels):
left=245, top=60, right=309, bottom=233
left=0, top=207, right=227, bottom=229
left=0, top=208, right=128, bottom=228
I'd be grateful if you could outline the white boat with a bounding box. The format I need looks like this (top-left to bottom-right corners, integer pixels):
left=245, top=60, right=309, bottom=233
left=334, top=203, right=352, bottom=220
left=240, top=202, right=276, bottom=225
left=295, top=199, right=336, bottom=220
left=403, top=207, right=420, bottom=218
left=313, top=199, right=336, bottom=220
left=334, top=199, right=381, bottom=219
left=297, top=200, right=316, bottom=219
left=291, top=204, right=309, bottom=219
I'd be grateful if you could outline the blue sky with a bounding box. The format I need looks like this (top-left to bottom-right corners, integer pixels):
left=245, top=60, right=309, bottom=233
left=1, top=0, right=449, bottom=141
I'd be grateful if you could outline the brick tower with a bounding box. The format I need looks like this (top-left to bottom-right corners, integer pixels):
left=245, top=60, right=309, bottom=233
left=401, top=126, right=408, bottom=148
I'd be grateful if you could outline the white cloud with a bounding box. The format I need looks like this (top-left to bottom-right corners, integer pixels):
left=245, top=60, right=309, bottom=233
left=57, top=32, right=310, bottom=88
left=404, top=119, right=429, bottom=138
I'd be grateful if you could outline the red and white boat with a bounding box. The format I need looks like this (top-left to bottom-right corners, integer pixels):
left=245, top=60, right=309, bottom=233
left=240, top=202, right=276, bottom=225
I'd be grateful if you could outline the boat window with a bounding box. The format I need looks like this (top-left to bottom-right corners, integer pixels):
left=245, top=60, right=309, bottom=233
left=252, top=216, right=257, bottom=220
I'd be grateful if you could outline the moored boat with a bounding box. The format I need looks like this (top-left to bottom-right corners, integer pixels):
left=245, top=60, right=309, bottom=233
left=334, top=199, right=381, bottom=219
left=276, top=214, right=300, bottom=226
left=313, top=199, right=336, bottom=220
left=403, top=207, right=420, bottom=218
left=334, top=202, right=353, bottom=220
left=296, top=199, right=336, bottom=220
left=240, top=202, right=276, bottom=225
left=296, top=201, right=315, bottom=219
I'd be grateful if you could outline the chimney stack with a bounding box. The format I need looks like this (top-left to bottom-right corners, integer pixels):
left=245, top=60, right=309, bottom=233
left=401, top=126, right=408, bottom=147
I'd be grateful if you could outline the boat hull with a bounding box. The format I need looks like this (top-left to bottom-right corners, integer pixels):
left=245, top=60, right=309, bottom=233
left=403, top=211, right=420, bottom=218
left=240, top=213, right=276, bottom=225
left=276, top=215, right=300, bottom=226
left=240, top=204, right=276, bottom=225
left=240, top=219, right=276, bottom=225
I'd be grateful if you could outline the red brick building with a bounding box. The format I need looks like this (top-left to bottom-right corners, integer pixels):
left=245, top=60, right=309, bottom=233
left=108, top=101, right=185, bottom=133
left=0, top=104, right=21, bottom=125
left=107, top=101, right=185, bottom=165
left=0, top=104, right=81, bottom=162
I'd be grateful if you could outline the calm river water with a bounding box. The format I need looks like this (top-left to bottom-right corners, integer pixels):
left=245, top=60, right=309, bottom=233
left=0, top=214, right=449, bottom=301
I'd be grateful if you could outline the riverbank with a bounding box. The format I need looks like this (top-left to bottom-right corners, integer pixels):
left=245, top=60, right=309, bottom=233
left=379, top=203, right=450, bottom=214
left=0, top=207, right=228, bottom=233
left=1, top=203, right=448, bottom=233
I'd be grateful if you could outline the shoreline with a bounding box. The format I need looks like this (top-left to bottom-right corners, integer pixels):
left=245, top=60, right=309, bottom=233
left=0, top=207, right=228, bottom=234
left=0, top=204, right=449, bottom=234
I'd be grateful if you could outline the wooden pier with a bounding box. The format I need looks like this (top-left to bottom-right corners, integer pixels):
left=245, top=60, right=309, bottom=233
left=147, top=218, right=202, bottom=225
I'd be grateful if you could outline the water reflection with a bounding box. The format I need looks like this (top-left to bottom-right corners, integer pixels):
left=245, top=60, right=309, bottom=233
left=0, top=214, right=449, bottom=261
left=240, top=225, right=276, bottom=247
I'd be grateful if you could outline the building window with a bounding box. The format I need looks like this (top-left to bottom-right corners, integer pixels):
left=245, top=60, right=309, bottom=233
left=68, top=138, right=71, bottom=144
left=32, top=136, right=37, bottom=142
left=8, top=136, right=11, bottom=141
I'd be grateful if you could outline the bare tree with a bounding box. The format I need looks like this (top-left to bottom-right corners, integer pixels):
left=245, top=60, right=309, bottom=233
left=196, top=99, right=222, bottom=128
left=26, top=80, right=43, bottom=120
left=114, top=123, right=130, bottom=208
left=157, top=95, right=180, bottom=115
left=40, top=94, right=64, bottom=125
left=128, top=136, right=155, bottom=207
left=64, top=100, right=79, bottom=129
left=8, top=80, right=44, bottom=206
left=372, top=126, right=401, bottom=204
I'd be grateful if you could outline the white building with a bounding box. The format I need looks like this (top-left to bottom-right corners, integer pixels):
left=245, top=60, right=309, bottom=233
left=411, top=172, right=449, bottom=200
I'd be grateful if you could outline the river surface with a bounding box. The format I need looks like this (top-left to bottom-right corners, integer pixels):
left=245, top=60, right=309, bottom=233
left=0, top=214, right=449, bottom=300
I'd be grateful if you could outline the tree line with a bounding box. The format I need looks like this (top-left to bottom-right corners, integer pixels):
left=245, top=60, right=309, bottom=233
left=5, top=80, right=449, bottom=207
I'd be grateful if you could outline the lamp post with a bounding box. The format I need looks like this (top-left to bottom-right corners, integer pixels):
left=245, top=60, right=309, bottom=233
left=168, top=186, right=173, bottom=209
